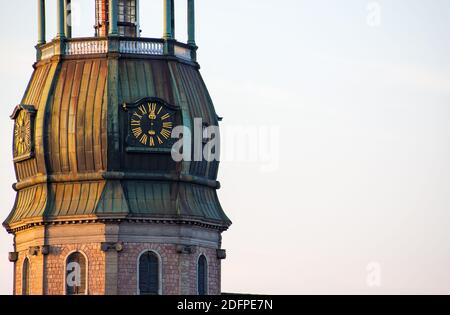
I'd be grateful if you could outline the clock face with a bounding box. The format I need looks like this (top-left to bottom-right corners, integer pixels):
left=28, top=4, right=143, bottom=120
left=14, top=110, right=31, bottom=158
left=130, top=101, right=175, bottom=148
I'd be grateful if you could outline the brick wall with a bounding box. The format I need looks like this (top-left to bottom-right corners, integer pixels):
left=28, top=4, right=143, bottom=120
left=13, top=241, right=221, bottom=295
left=117, top=243, right=221, bottom=295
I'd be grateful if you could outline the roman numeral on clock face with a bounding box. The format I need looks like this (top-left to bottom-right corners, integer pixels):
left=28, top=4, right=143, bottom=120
left=163, top=122, right=173, bottom=129
left=132, top=127, right=143, bottom=138
left=139, top=105, right=148, bottom=114
left=131, top=119, right=141, bottom=126
left=139, top=134, right=148, bottom=145
left=160, top=128, right=171, bottom=139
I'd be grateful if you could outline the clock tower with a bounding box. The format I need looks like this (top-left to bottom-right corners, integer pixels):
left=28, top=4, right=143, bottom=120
left=4, top=0, right=231, bottom=295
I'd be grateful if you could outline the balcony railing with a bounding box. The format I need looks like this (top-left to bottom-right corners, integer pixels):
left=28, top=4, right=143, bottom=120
left=120, top=39, right=164, bottom=55
left=37, top=37, right=196, bottom=63
left=66, top=39, right=108, bottom=55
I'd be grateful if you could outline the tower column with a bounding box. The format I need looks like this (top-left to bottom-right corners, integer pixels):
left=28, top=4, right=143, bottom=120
left=56, top=0, right=66, bottom=39
left=64, top=0, right=72, bottom=39
left=109, top=0, right=119, bottom=36
left=164, top=0, right=175, bottom=39
left=37, top=0, right=46, bottom=45
left=187, top=0, right=195, bottom=45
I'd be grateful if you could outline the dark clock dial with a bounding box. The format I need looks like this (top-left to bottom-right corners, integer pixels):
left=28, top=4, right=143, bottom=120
left=130, top=102, right=174, bottom=147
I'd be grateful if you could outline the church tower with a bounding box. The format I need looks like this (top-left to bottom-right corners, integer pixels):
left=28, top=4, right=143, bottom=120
left=4, top=0, right=231, bottom=295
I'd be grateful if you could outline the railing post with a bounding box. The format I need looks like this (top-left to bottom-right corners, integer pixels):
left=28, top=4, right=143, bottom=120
left=64, top=0, right=72, bottom=39
left=163, top=0, right=175, bottom=55
left=56, top=0, right=66, bottom=39
left=37, top=0, right=46, bottom=45
left=109, top=0, right=119, bottom=36
left=187, top=0, right=195, bottom=46
left=163, top=0, right=175, bottom=40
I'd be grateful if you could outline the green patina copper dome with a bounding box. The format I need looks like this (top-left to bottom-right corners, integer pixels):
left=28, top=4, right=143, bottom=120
left=4, top=36, right=231, bottom=232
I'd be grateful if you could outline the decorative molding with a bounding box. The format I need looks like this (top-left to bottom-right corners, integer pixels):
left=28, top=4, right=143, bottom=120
left=13, top=171, right=221, bottom=191
left=176, top=245, right=196, bottom=255
left=7, top=217, right=229, bottom=234
left=41, top=245, right=50, bottom=255
left=8, top=252, right=18, bottom=262
left=28, top=246, right=40, bottom=256
left=216, top=249, right=227, bottom=260
left=101, top=242, right=124, bottom=252
left=122, top=97, right=180, bottom=112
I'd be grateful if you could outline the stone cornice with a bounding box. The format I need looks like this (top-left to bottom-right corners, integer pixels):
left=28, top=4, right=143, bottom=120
left=6, top=216, right=230, bottom=234
left=13, top=172, right=221, bottom=191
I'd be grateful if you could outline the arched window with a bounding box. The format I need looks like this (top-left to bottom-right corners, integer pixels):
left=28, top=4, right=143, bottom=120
left=22, top=258, right=30, bottom=295
left=65, top=252, right=87, bottom=295
left=197, top=255, right=208, bottom=295
left=138, top=251, right=160, bottom=295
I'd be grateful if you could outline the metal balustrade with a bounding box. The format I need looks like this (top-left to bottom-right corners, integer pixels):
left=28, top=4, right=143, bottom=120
left=66, top=39, right=108, bottom=55
left=119, top=39, right=164, bottom=55
left=38, top=38, right=194, bottom=62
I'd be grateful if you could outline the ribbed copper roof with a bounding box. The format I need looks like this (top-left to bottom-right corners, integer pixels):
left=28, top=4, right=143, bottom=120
left=4, top=53, right=230, bottom=231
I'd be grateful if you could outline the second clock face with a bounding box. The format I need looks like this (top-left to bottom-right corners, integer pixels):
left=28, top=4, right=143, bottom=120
left=14, top=109, right=32, bottom=158
left=130, top=102, right=174, bottom=147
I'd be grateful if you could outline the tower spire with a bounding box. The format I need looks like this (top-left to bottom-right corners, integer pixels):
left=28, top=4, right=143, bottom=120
left=8, top=0, right=230, bottom=296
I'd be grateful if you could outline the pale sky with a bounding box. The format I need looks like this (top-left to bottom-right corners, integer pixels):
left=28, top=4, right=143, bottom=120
left=1, top=0, right=450, bottom=294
